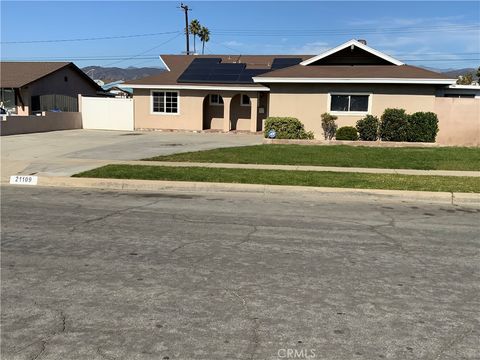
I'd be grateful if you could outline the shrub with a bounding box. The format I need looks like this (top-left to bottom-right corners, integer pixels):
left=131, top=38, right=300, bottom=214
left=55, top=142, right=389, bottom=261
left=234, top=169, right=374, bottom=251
left=356, top=115, right=379, bottom=141
left=335, top=126, right=358, bottom=141
left=263, top=117, right=314, bottom=140
left=379, top=108, right=409, bottom=142
left=407, top=112, right=439, bottom=142
left=321, top=113, right=338, bottom=140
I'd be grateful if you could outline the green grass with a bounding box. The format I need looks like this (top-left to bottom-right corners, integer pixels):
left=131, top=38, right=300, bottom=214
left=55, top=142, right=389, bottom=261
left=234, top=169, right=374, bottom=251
left=144, top=145, right=480, bottom=171
left=73, top=165, right=480, bottom=193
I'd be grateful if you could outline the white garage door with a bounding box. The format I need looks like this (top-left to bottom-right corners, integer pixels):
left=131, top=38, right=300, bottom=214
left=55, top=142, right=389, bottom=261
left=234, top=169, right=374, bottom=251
left=81, top=96, right=134, bottom=131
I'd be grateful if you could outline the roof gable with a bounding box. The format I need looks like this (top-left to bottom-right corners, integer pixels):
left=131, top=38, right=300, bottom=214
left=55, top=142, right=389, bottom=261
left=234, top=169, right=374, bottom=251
left=0, top=61, right=101, bottom=90
left=300, top=39, right=404, bottom=66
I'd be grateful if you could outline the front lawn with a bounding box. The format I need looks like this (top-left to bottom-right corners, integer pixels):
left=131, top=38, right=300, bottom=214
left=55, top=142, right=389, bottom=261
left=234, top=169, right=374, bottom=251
left=73, top=165, right=480, bottom=193
left=144, top=145, right=480, bottom=171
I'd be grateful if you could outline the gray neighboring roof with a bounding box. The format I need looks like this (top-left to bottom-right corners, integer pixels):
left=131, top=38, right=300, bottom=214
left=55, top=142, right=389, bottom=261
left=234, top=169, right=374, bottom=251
left=0, top=62, right=102, bottom=90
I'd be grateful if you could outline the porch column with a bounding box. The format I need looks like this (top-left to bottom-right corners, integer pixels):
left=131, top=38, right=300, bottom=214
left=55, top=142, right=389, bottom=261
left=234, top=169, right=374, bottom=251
left=249, top=92, right=258, bottom=133
left=222, top=94, right=232, bottom=132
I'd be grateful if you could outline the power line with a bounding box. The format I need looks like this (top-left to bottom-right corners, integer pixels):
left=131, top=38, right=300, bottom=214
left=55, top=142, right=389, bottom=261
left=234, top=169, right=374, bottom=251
left=2, top=24, right=477, bottom=45
left=1, top=31, right=181, bottom=44
left=102, top=33, right=183, bottom=67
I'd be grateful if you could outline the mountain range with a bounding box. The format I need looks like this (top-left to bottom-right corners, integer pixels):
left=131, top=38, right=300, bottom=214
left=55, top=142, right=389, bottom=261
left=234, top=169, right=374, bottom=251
left=82, top=66, right=478, bottom=83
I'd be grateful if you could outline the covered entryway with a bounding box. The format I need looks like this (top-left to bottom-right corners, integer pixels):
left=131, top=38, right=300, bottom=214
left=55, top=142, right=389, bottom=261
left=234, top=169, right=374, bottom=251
left=80, top=96, right=134, bottom=131
left=202, top=91, right=266, bottom=132
left=202, top=94, right=224, bottom=130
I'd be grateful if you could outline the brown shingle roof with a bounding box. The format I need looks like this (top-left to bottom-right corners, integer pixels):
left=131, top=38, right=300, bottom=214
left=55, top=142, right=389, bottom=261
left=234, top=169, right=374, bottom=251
left=255, top=64, right=452, bottom=79
left=0, top=62, right=72, bottom=88
left=125, top=55, right=312, bottom=87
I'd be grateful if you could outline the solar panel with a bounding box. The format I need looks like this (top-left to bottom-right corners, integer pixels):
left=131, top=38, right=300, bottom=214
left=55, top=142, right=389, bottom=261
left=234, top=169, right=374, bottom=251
left=271, top=58, right=302, bottom=69
left=178, top=58, right=272, bottom=84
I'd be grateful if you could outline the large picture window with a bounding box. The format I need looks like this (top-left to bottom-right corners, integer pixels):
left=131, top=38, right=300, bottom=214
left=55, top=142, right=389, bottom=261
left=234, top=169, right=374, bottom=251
left=330, top=94, right=369, bottom=113
left=152, top=91, right=178, bottom=114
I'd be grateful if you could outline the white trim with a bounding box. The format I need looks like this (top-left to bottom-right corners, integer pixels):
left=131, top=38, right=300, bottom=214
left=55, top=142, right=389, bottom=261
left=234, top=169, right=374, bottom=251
left=240, top=93, right=251, bottom=106
left=447, top=84, right=480, bottom=90
left=127, top=84, right=270, bottom=91
left=158, top=56, right=171, bottom=72
left=209, top=94, right=224, bottom=106
left=150, top=90, right=180, bottom=115
left=300, top=39, right=404, bottom=66
left=327, top=92, right=372, bottom=115
left=253, top=77, right=456, bottom=85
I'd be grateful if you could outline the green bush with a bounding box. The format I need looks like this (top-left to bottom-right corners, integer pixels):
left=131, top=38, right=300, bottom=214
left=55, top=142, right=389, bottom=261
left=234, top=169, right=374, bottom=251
left=335, top=126, right=359, bottom=141
left=379, top=108, right=409, bottom=142
left=321, top=113, right=338, bottom=140
left=356, top=115, right=379, bottom=141
left=264, top=117, right=314, bottom=140
left=407, top=112, right=439, bottom=142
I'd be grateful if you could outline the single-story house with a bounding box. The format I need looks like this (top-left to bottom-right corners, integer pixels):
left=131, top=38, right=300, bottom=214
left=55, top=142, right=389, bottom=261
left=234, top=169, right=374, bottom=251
left=0, top=62, right=101, bottom=115
left=125, top=39, right=467, bottom=136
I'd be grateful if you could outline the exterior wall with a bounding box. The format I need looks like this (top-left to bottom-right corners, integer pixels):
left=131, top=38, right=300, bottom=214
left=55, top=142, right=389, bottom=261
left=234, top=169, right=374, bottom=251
left=268, top=83, right=437, bottom=135
left=435, top=97, right=479, bottom=146
left=133, top=88, right=262, bottom=131
left=0, top=112, right=82, bottom=136
left=15, top=66, right=98, bottom=115
left=134, top=88, right=204, bottom=130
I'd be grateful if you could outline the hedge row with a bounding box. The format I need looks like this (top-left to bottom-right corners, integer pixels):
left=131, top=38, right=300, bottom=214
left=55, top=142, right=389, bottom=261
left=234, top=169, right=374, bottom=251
left=264, top=109, right=439, bottom=142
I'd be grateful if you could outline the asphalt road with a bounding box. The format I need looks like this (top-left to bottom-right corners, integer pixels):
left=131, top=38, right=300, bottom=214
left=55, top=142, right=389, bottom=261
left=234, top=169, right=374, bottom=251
left=1, top=186, right=479, bottom=360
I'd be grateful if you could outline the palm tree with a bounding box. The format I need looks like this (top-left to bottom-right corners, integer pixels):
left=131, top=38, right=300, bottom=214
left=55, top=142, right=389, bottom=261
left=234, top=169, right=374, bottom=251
left=199, top=26, right=210, bottom=55
left=189, top=19, right=201, bottom=54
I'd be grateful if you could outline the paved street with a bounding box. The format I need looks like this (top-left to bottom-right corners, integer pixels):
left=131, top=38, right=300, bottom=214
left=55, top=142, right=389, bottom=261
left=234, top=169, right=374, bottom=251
left=1, top=130, right=262, bottom=179
left=1, top=186, right=480, bottom=360
left=1, top=185, right=479, bottom=360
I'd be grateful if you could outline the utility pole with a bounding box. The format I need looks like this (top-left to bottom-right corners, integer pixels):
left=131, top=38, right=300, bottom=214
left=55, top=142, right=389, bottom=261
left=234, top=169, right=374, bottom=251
left=180, top=3, right=191, bottom=54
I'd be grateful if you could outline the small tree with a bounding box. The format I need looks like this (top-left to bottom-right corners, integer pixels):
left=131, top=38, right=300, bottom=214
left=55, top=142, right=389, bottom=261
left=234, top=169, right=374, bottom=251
left=321, top=113, right=337, bottom=140
left=457, top=73, right=474, bottom=85
left=476, top=66, right=480, bottom=79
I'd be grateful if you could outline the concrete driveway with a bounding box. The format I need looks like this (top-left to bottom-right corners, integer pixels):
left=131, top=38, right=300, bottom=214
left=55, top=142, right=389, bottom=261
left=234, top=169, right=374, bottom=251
left=1, top=130, right=262, bottom=179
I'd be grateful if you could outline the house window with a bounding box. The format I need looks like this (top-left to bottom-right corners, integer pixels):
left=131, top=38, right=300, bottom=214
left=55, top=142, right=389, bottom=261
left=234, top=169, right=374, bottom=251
left=210, top=94, right=224, bottom=105
left=152, top=91, right=178, bottom=114
left=241, top=94, right=250, bottom=106
left=330, top=94, right=370, bottom=113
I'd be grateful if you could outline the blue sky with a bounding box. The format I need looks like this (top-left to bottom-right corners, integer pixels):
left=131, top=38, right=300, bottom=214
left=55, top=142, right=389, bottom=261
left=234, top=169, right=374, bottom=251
left=1, top=1, right=479, bottom=70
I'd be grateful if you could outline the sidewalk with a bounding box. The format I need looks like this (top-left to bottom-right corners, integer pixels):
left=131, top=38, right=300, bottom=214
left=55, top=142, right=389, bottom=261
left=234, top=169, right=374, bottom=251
left=110, top=160, right=480, bottom=177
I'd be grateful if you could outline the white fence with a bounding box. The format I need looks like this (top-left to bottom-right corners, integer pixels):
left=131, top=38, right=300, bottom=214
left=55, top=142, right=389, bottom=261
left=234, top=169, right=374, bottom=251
left=80, top=96, right=134, bottom=131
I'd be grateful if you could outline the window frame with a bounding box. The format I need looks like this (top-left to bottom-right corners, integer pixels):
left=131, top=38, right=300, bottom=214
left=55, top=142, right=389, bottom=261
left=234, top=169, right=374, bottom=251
left=150, top=90, right=180, bottom=115
left=328, top=92, right=371, bottom=115
left=209, top=94, right=224, bottom=106
left=240, top=93, right=251, bottom=107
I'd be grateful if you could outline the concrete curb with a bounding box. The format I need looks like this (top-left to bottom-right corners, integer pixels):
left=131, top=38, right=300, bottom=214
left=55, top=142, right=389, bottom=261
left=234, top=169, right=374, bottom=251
left=263, top=138, right=458, bottom=147
left=116, top=161, right=480, bottom=177
left=6, top=176, right=478, bottom=206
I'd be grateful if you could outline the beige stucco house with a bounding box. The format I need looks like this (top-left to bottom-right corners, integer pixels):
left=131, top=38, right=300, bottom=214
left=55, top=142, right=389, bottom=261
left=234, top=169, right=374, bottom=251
left=125, top=40, right=477, bottom=140
left=0, top=62, right=101, bottom=115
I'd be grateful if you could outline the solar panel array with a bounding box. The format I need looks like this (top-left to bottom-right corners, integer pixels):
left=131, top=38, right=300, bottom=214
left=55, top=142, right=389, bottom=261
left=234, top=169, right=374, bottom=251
left=177, top=57, right=303, bottom=84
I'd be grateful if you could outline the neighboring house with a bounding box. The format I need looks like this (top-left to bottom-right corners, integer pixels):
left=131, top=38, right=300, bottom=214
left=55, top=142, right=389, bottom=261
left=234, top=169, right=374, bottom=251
left=124, top=39, right=459, bottom=135
left=439, top=84, right=480, bottom=99
left=101, top=81, right=133, bottom=98
left=0, top=62, right=101, bottom=115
